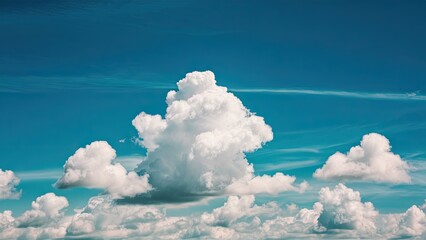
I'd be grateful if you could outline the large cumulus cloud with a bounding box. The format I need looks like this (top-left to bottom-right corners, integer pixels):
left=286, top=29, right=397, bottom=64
left=0, top=169, right=21, bottom=200
left=314, top=133, right=410, bottom=183
left=55, top=141, right=152, bottom=198
left=132, top=71, right=306, bottom=201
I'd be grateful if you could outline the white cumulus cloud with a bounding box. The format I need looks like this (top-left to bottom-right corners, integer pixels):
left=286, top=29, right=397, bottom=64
left=67, top=195, right=164, bottom=237
left=201, top=195, right=279, bottom=226
left=378, top=203, right=426, bottom=238
left=314, top=133, right=410, bottom=183
left=16, top=193, right=69, bottom=228
left=226, top=173, right=309, bottom=195
left=55, top=141, right=152, bottom=198
left=0, top=169, right=21, bottom=200
left=132, top=71, right=305, bottom=201
left=0, top=193, right=70, bottom=240
left=317, top=183, right=378, bottom=233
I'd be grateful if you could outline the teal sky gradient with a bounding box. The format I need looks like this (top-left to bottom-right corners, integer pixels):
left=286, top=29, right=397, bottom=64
left=1, top=0, right=425, bottom=221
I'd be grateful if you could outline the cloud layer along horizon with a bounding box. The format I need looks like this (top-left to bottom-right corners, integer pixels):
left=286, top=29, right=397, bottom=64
left=0, top=184, right=424, bottom=239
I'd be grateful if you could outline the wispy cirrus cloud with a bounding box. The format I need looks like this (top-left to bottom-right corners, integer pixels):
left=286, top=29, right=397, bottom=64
left=231, top=88, right=426, bottom=101
left=256, top=159, right=321, bottom=172
left=0, top=75, right=174, bottom=93
left=15, top=169, right=63, bottom=181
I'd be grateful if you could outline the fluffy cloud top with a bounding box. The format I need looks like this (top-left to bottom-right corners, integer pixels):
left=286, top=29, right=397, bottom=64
left=317, top=183, right=378, bottom=233
left=225, top=173, right=308, bottom=195
left=16, top=193, right=69, bottom=228
left=201, top=195, right=279, bottom=226
left=55, top=141, right=152, bottom=198
left=0, top=193, right=70, bottom=240
left=0, top=169, right=21, bottom=200
left=398, top=205, right=426, bottom=236
left=378, top=204, right=426, bottom=238
left=132, top=71, right=305, bottom=200
left=263, top=183, right=379, bottom=237
left=314, top=133, right=410, bottom=183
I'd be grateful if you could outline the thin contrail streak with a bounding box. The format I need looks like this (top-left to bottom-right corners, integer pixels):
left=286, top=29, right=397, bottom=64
left=231, top=88, right=426, bottom=101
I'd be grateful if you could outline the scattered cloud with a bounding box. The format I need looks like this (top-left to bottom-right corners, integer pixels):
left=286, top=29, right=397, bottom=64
left=0, top=169, right=21, bottom=200
left=5, top=71, right=424, bottom=239
left=201, top=195, right=279, bottom=226
left=54, top=141, right=152, bottom=198
left=226, top=173, right=309, bottom=195
left=314, top=133, right=411, bottom=183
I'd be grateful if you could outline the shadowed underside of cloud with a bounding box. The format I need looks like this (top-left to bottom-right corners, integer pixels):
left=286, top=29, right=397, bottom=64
left=1, top=184, right=424, bottom=239
left=314, top=133, right=411, bottom=184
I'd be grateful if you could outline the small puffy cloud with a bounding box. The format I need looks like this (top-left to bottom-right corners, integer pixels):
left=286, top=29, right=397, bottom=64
left=314, top=133, right=410, bottom=183
left=0, top=193, right=70, bottom=240
left=0, top=169, right=21, bottom=200
left=0, top=211, right=15, bottom=231
left=201, top=195, right=279, bottom=226
left=55, top=141, right=152, bottom=198
left=132, top=71, right=305, bottom=201
left=226, top=173, right=308, bottom=195
left=17, top=193, right=69, bottom=228
left=378, top=203, right=426, bottom=238
left=398, top=205, right=426, bottom=236
left=317, top=183, right=378, bottom=233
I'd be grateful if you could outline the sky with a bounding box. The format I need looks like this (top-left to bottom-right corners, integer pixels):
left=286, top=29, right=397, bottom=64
left=0, top=1, right=425, bottom=239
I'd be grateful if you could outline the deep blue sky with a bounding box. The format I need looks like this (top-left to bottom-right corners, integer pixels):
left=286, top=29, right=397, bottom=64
left=1, top=0, right=425, bottom=216
left=1, top=0, right=426, bottom=91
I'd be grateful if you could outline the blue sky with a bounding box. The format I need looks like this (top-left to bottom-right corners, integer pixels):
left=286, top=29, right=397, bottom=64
left=0, top=1, right=425, bottom=239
